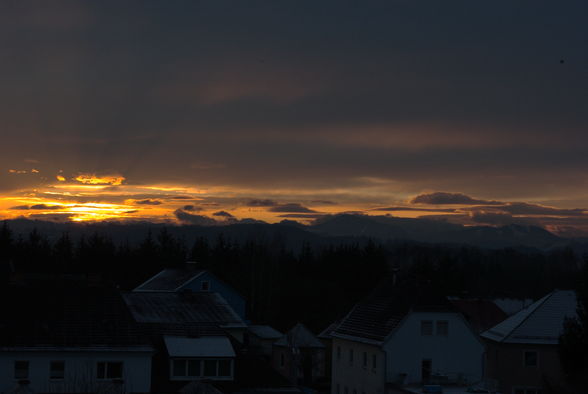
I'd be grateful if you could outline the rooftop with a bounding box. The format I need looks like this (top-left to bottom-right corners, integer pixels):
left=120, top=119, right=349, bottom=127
left=481, top=289, right=577, bottom=345
left=0, top=284, right=151, bottom=350
left=274, top=323, right=324, bottom=348
left=123, top=291, right=246, bottom=327
left=134, top=266, right=205, bottom=292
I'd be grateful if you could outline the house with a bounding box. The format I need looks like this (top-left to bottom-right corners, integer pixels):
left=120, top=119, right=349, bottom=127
left=449, top=298, right=508, bottom=334
left=481, top=290, right=577, bottom=394
left=134, top=262, right=247, bottom=320
left=246, top=325, right=283, bottom=357
left=329, top=282, right=485, bottom=394
left=0, top=284, right=153, bottom=394
left=122, top=290, right=247, bottom=391
left=272, top=323, right=326, bottom=386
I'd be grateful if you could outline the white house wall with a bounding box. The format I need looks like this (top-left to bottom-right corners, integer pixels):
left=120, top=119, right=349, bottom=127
left=384, top=312, right=484, bottom=385
left=331, top=338, right=386, bottom=394
left=0, top=350, right=152, bottom=393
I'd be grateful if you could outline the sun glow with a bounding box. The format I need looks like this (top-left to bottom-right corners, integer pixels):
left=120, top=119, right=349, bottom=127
left=74, top=174, right=125, bottom=185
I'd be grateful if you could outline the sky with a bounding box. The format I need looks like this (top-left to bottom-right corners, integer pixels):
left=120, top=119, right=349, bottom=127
left=0, top=1, right=587, bottom=235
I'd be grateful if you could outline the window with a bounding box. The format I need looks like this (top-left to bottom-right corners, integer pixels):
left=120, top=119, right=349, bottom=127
left=50, top=361, right=65, bottom=380
left=188, top=360, right=201, bottom=376
left=336, top=384, right=340, bottom=394
left=362, top=352, right=367, bottom=367
left=171, top=359, right=232, bottom=379
left=436, top=321, right=449, bottom=336
left=96, top=362, right=123, bottom=379
left=372, top=354, right=377, bottom=369
left=524, top=351, right=538, bottom=367
left=421, top=320, right=433, bottom=336
left=280, top=353, right=285, bottom=368
left=336, top=346, right=341, bottom=360
left=173, top=360, right=187, bottom=376
left=201, top=281, right=210, bottom=291
left=218, top=360, right=231, bottom=376
left=349, top=349, right=354, bottom=365
left=204, top=360, right=217, bottom=376
left=14, top=361, right=29, bottom=380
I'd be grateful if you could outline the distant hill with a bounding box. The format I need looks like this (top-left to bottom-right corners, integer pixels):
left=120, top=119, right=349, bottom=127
left=309, top=214, right=568, bottom=250
left=1, top=214, right=580, bottom=251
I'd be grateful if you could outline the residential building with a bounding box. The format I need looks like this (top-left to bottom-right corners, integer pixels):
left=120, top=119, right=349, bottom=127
left=246, top=325, right=283, bottom=357
left=134, top=262, right=247, bottom=319
left=272, top=323, right=326, bottom=386
left=481, top=290, right=577, bottom=394
left=330, top=282, right=485, bottom=394
left=0, top=284, right=153, bottom=394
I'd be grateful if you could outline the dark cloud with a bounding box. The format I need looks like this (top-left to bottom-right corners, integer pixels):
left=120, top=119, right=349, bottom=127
left=470, top=202, right=586, bottom=216
left=373, top=206, right=457, bottom=213
left=24, top=204, right=64, bottom=210
left=134, top=199, right=162, bottom=205
left=212, top=210, right=234, bottom=218
left=182, top=205, right=202, bottom=212
left=171, top=196, right=195, bottom=200
left=278, top=213, right=326, bottom=219
left=173, top=209, right=218, bottom=226
left=246, top=199, right=278, bottom=207
left=311, top=200, right=337, bottom=205
left=269, top=203, right=317, bottom=213
left=411, top=192, right=501, bottom=205
left=9, top=205, right=31, bottom=210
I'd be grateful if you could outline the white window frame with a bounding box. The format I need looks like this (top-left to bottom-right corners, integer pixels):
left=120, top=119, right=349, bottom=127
left=436, top=320, right=449, bottom=336
left=421, top=320, right=433, bottom=336
left=170, top=358, right=233, bottom=381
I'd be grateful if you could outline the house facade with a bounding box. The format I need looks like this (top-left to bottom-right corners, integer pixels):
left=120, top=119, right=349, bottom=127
left=0, top=284, right=154, bottom=394
left=481, top=290, right=577, bottom=394
left=330, top=285, right=485, bottom=394
left=0, top=349, right=152, bottom=394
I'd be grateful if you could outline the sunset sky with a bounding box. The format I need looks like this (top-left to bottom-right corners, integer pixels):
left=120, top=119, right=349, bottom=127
left=1, top=1, right=587, bottom=235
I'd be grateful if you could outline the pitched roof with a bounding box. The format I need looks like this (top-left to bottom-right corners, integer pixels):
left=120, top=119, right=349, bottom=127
left=274, top=323, right=325, bottom=348
left=0, top=285, right=151, bottom=350
left=331, top=279, right=454, bottom=344
left=450, top=299, right=508, bottom=333
left=481, top=290, right=577, bottom=345
left=248, top=325, right=283, bottom=339
left=122, top=291, right=246, bottom=327
left=164, top=336, right=236, bottom=358
left=134, top=267, right=205, bottom=291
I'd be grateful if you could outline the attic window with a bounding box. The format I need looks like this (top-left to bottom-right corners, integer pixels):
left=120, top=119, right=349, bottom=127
left=201, top=281, right=210, bottom=291
left=436, top=321, right=449, bottom=336
left=421, top=321, right=433, bottom=336
left=14, top=361, right=29, bottom=380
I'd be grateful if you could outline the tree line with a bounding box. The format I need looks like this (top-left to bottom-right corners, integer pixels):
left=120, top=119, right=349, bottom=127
left=0, top=221, right=581, bottom=332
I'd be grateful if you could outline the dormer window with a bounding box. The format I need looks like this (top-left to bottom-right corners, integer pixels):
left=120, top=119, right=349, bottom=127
left=201, top=281, right=210, bottom=291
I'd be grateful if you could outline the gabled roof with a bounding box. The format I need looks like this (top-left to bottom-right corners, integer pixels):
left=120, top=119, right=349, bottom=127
left=134, top=266, right=206, bottom=292
left=0, top=284, right=151, bottom=351
left=450, top=299, right=508, bottom=333
left=164, top=336, right=236, bottom=358
left=122, top=291, right=246, bottom=327
left=481, top=290, right=577, bottom=345
left=248, top=325, right=283, bottom=339
left=274, top=323, right=324, bottom=348
left=330, top=279, right=455, bottom=344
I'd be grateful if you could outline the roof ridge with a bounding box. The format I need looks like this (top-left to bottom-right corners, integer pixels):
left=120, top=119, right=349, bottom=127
left=503, top=291, right=553, bottom=342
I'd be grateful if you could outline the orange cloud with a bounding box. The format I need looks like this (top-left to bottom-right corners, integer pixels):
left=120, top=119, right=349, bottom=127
left=56, top=175, right=66, bottom=181
left=74, top=174, right=125, bottom=186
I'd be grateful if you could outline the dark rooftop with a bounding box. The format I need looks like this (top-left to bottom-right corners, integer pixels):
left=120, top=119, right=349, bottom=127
left=0, top=284, right=151, bottom=350
left=123, top=291, right=246, bottom=327
left=134, top=266, right=205, bottom=292
left=331, top=278, right=456, bottom=343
